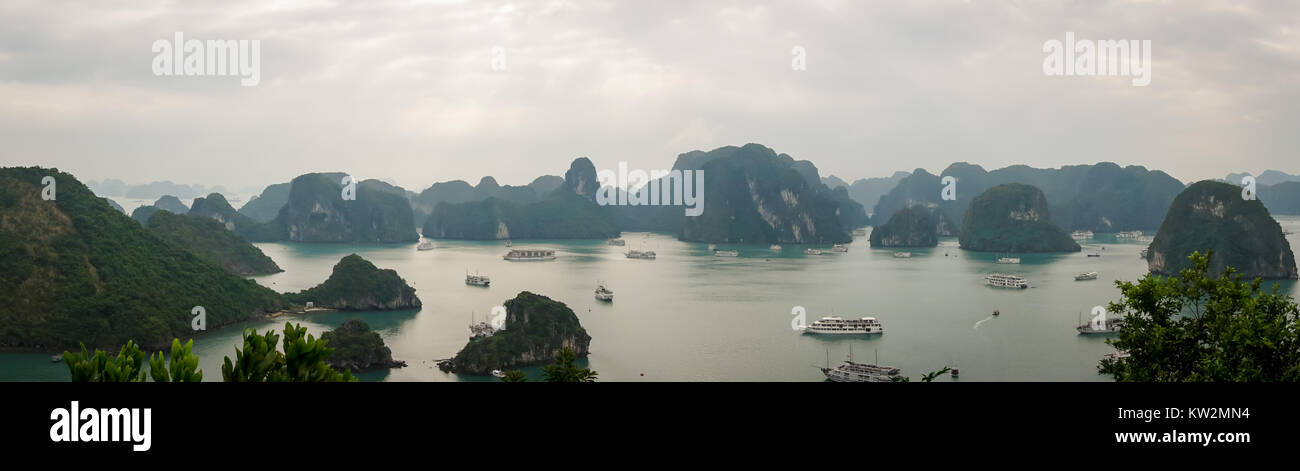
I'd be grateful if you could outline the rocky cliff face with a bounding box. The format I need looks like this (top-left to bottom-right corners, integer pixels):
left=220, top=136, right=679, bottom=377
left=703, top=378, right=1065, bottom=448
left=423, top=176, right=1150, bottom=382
left=277, top=173, right=418, bottom=243
left=869, top=205, right=943, bottom=247
left=958, top=183, right=1081, bottom=253
left=1147, top=181, right=1298, bottom=279
left=439, top=291, right=591, bottom=376
left=676, top=144, right=851, bottom=244
left=285, top=254, right=421, bottom=310
left=564, top=157, right=600, bottom=202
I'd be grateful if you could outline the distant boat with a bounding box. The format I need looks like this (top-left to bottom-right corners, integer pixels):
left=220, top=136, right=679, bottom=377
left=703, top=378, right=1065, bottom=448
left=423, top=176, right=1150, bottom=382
left=1103, top=350, right=1131, bottom=361
left=468, top=311, right=499, bottom=340
left=465, top=271, right=490, bottom=287
left=595, top=282, right=614, bottom=302
left=992, top=309, right=1000, bottom=316
left=1116, top=230, right=1143, bottom=239
left=802, top=316, right=884, bottom=335
left=1077, top=316, right=1123, bottom=335
left=607, top=238, right=626, bottom=246
left=805, top=248, right=824, bottom=255
left=1139, top=247, right=1149, bottom=258
left=893, top=251, right=911, bottom=258
left=769, top=244, right=782, bottom=250
left=503, top=249, right=555, bottom=261
left=819, top=346, right=900, bottom=382
left=714, top=249, right=739, bottom=257
left=626, top=240, right=656, bottom=259
left=416, top=240, right=435, bottom=251
left=1070, top=230, right=1094, bottom=240
left=995, top=256, right=1020, bottom=264
left=831, top=244, right=849, bottom=253
left=1087, top=252, right=1101, bottom=258
left=491, top=370, right=505, bottom=378
left=1074, top=271, right=1099, bottom=281
left=51, top=354, right=63, bottom=363
left=985, top=273, right=1028, bottom=289
left=505, top=239, right=512, bottom=247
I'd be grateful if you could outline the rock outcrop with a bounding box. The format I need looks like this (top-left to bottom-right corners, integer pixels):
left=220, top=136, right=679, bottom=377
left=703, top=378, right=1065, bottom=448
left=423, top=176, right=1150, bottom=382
left=1147, top=180, right=1298, bottom=279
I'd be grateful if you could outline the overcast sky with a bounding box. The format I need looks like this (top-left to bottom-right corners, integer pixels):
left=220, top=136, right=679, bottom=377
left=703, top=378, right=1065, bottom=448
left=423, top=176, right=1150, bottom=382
left=1, top=0, right=1296, bottom=194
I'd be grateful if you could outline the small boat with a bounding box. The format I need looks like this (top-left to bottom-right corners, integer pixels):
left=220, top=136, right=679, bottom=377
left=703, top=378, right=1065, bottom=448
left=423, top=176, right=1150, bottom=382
left=1103, top=350, right=1131, bottom=361
left=992, top=309, right=1000, bottom=316
left=1077, top=312, right=1123, bottom=335
left=416, top=240, right=435, bottom=251
left=607, top=238, right=626, bottom=246
left=625, top=249, right=656, bottom=259
left=893, top=251, right=911, bottom=258
left=831, top=244, right=849, bottom=253
left=1087, top=252, right=1101, bottom=258
left=802, top=316, right=885, bottom=335
left=1116, top=230, right=1143, bottom=239
left=491, top=370, right=505, bottom=378
left=465, top=271, right=490, bottom=287
left=505, top=239, right=512, bottom=247
left=995, top=256, right=1020, bottom=264
left=805, top=248, right=823, bottom=255
left=1070, top=230, right=1094, bottom=240
left=714, top=249, right=739, bottom=257
left=594, top=282, right=614, bottom=302
left=769, top=244, right=782, bottom=250
left=1074, top=271, right=1099, bottom=281
left=51, top=354, right=63, bottom=363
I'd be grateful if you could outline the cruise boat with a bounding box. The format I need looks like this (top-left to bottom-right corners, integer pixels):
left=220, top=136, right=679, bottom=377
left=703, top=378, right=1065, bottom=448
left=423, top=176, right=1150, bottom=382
left=491, top=370, right=505, bottom=378
left=1137, top=235, right=1154, bottom=243
left=594, top=282, right=614, bottom=302
left=1087, top=252, right=1101, bottom=258
left=770, top=244, right=782, bottom=250
left=1103, top=350, right=1131, bottom=361
left=985, top=273, right=1028, bottom=289
left=818, top=348, right=901, bottom=383
left=893, top=251, right=912, bottom=258
left=805, top=248, right=823, bottom=255
left=803, top=316, right=884, bottom=335
left=416, top=240, right=435, bottom=251
left=469, top=315, right=499, bottom=340
left=465, top=272, right=490, bottom=287
left=503, top=248, right=555, bottom=261
left=714, top=249, right=739, bottom=257
left=852, top=228, right=868, bottom=236
left=1116, top=230, right=1143, bottom=239
left=625, top=249, right=656, bottom=259
left=607, top=238, right=626, bottom=246
left=1070, top=230, right=1094, bottom=240
left=1077, top=317, right=1123, bottom=335
left=831, top=244, right=849, bottom=253
left=1074, top=271, right=1099, bottom=281
left=995, top=256, right=1020, bottom=264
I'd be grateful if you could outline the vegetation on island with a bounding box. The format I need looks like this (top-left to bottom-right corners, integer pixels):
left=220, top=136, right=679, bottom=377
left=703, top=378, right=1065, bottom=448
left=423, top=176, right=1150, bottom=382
left=440, top=291, right=591, bottom=376
left=145, top=210, right=282, bottom=276
left=869, top=205, right=942, bottom=247
left=320, top=319, right=406, bottom=373
left=1101, top=251, right=1300, bottom=381
left=284, top=254, right=421, bottom=310
left=958, top=183, right=1081, bottom=253
left=1147, top=180, right=1298, bottom=280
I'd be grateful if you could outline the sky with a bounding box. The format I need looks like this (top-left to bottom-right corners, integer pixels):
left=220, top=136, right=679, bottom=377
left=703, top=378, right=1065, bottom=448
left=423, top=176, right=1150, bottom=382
left=0, top=0, right=1297, bottom=195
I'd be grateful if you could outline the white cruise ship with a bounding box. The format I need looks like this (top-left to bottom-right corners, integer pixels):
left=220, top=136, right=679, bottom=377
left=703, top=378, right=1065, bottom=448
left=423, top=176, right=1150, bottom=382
left=893, top=251, right=911, bottom=258
left=995, top=256, right=1020, bottom=264
left=503, top=248, right=555, bottom=261
left=985, top=273, right=1028, bottom=289
left=831, top=244, right=849, bottom=253
left=465, top=272, right=490, bottom=287
left=594, top=282, right=614, bottom=302
left=1070, top=230, right=1094, bottom=240
left=607, top=238, right=626, bottom=246
left=1116, top=230, right=1143, bottom=239
left=819, top=349, right=901, bottom=382
left=1074, top=271, right=1098, bottom=281
left=770, top=244, right=782, bottom=250
left=805, top=248, right=823, bottom=255
left=625, top=249, right=656, bottom=259
left=803, top=316, right=884, bottom=335
left=1077, top=317, right=1123, bottom=335
left=416, top=240, right=435, bottom=251
left=713, top=249, right=739, bottom=257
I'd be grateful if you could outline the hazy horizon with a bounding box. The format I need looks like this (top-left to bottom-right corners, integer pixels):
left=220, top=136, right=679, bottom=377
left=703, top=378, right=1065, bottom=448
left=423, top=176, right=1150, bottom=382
left=2, top=1, right=1296, bottom=193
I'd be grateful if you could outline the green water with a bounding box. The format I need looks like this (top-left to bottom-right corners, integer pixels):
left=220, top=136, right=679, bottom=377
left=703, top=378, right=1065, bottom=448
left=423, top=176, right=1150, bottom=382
left=7, top=217, right=1300, bottom=382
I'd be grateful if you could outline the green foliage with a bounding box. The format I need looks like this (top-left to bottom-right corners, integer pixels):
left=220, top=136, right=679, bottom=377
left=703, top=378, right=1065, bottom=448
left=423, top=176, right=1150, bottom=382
left=146, top=210, right=281, bottom=276
left=222, top=322, right=357, bottom=382
left=869, top=205, right=940, bottom=247
left=1100, top=251, right=1300, bottom=381
left=540, top=347, right=597, bottom=382
left=0, top=167, right=285, bottom=350
left=320, top=319, right=403, bottom=372
left=958, top=183, right=1080, bottom=253
left=276, top=173, right=417, bottom=243
left=447, top=291, right=591, bottom=375
left=148, top=338, right=203, bottom=382
left=424, top=191, right=619, bottom=240
left=500, top=370, right=528, bottom=382
left=284, top=254, right=419, bottom=309
left=64, top=341, right=148, bottom=382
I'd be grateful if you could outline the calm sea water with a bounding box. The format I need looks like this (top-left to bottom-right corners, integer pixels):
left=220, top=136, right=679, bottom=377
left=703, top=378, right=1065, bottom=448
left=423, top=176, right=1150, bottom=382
left=6, top=217, right=1299, bottom=382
